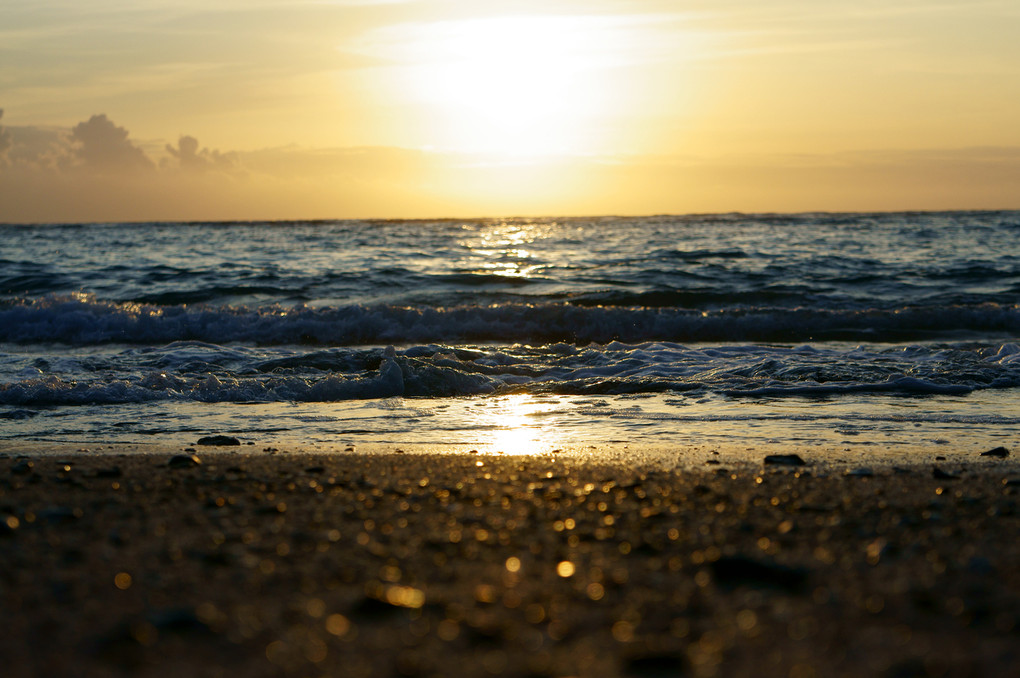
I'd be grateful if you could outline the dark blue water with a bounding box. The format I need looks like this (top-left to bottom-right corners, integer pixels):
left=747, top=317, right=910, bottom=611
left=2, top=211, right=1019, bottom=451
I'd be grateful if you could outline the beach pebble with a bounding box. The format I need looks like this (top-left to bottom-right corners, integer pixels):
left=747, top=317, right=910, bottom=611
left=38, top=506, right=81, bottom=525
left=625, top=653, right=688, bottom=677
left=351, top=594, right=405, bottom=621
left=764, top=454, right=806, bottom=467
left=197, top=435, right=241, bottom=446
left=709, top=554, right=809, bottom=592
left=168, top=454, right=201, bottom=469
left=11, top=460, right=34, bottom=475
left=147, top=607, right=211, bottom=634
left=0, top=517, right=18, bottom=537
left=981, top=447, right=1010, bottom=458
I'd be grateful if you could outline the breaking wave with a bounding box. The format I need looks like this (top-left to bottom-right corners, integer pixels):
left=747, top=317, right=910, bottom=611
left=2, top=295, right=1019, bottom=346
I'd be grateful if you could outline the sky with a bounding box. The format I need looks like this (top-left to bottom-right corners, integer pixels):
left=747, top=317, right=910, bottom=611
left=1, top=0, right=1019, bottom=222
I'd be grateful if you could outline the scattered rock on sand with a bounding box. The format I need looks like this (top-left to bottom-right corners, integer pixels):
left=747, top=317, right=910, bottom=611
left=764, top=454, right=806, bottom=467
left=147, top=606, right=212, bottom=635
left=11, top=460, right=34, bottom=475
left=981, top=446, right=1010, bottom=458
left=624, top=652, right=688, bottom=678
left=38, top=506, right=80, bottom=525
left=168, top=454, right=201, bottom=469
left=0, top=517, right=18, bottom=537
left=709, top=554, right=809, bottom=592
left=197, top=435, right=241, bottom=446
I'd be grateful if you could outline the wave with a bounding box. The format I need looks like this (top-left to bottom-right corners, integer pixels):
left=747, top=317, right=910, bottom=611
left=649, top=247, right=752, bottom=261
left=2, top=295, right=1019, bottom=346
left=3, top=339, right=1020, bottom=406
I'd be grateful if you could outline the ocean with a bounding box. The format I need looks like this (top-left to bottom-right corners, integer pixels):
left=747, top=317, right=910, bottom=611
left=2, top=211, right=1019, bottom=455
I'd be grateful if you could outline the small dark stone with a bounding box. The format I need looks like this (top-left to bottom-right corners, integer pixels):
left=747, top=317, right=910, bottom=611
left=61, top=548, right=85, bottom=565
left=196, top=435, right=240, bottom=446
left=981, top=446, right=1010, bottom=458
left=933, top=467, right=959, bottom=480
left=764, top=454, right=806, bottom=467
left=147, top=607, right=212, bottom=635
left=625, top=653, right=688, bottom=678
left=705, top=459, right=721, bottom=465
left=846, top=467, right=875, bottom=477
left=887, top=658, right=928, bottom=678
left=11, top=460, right=34, bottom=475
left=200, top=550, right=233, bottom=567
left=350, top=594, right=405, bottom=621
left=168, top=454, right=201, bottom=469
left=710, top=555, right=809, bottom=593
left=39, top=506, right=81, bottom=525
left=966, top=556, right=995, bottom=576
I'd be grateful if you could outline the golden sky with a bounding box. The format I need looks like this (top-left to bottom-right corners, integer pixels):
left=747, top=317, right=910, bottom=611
left=1, top=0, right=1019, bottom=221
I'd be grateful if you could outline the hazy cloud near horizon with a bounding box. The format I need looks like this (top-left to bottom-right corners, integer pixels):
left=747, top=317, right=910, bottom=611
left=1, top=111, right=1018, bottom=223
left=164, top=136, right=238, bottom=173
left=71, top=114, right=154, bottom=172
left=0, top=110, right=11, bottom=158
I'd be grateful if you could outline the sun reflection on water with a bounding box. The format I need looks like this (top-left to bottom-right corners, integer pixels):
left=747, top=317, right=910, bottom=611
left=460, top=220, right=557, bottom=280
left=480, top=394, right=563, bottom=455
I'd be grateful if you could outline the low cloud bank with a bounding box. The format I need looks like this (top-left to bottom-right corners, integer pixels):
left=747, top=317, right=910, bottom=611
left=1, top=110, right=1018, bottom=223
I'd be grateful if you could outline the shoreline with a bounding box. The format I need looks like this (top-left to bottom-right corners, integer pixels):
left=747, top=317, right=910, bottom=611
left=2, top=446, right=1018, bottom=677
left=2, top=437, right=1015, bottom=470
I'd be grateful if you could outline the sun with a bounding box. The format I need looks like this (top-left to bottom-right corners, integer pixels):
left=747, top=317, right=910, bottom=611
left=370, top=15, right=629, bottom=156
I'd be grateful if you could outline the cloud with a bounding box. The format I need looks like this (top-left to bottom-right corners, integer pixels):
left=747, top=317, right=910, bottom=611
left=164, top=135, right=237, bottom=173
left=3, top=124, right=69, bottom=170
left=69, top=114, right=154, bottom=172
left=1, top=108, right=1018, bottom=223
left=0, top=110, right=11, bottom=159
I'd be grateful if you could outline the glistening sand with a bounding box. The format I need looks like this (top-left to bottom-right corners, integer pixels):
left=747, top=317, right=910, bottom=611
left=2, top=442, right=1018, bottom=678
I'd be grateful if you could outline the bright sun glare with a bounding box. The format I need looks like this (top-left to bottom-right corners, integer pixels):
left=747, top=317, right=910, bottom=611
left=482, top=394, right=563, bottom=455
left=374, top=15, right=632, bottom=156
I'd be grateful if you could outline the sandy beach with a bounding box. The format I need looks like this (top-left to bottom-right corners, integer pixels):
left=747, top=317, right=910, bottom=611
left=1, top=443, right=1018, bottom=678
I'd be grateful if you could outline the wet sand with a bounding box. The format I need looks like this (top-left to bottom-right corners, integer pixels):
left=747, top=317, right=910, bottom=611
left=1, top=444, right=1018, bottom=678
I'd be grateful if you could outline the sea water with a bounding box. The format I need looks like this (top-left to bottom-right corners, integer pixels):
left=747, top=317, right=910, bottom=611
left=2, top=212, right=1019, bottom=455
